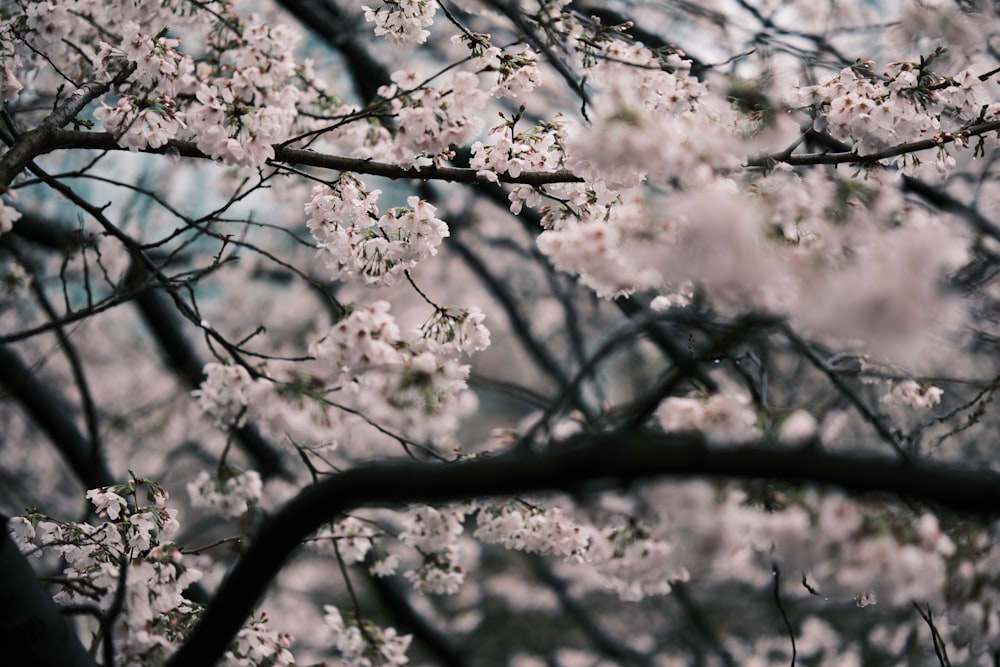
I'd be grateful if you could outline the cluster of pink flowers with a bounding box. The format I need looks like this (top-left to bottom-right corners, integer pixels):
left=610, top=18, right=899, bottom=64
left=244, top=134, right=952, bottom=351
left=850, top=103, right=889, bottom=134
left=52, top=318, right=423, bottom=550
left=309, top=516, right=400, bottom=577
left=363, top=0, right=438, bottom=46
left=187, top=466, right=264, bottom=519
left=9, top=476, right=292, bottom=665
left=656, top=392, right=761, bottom=444
left=306, top=176, right=449, bottom=286
left=89, top=9, right=305, bottom=165
left=882, top=379, right=945, bottom=409
left=475, top=502, right=688, bottom=601
left=324, top=605, right=412, bottom=666
left=474, top=502, right=590, bottom=560
left=791, top=56, right=993, bottom=175
left=470, top=112, right=566, bottom=189
left=193, top=362, right=257, bottom=429
left=307, top=301, right=481, bottom=443
left=398, top=505, right=468, bottom=594
left=194, top=301, right=485, bottom=449
left=455, top=32, right=543, bottom=99
left=418, top=305, right=491, bottom=359
left=378, top=69, right=488, bottom=167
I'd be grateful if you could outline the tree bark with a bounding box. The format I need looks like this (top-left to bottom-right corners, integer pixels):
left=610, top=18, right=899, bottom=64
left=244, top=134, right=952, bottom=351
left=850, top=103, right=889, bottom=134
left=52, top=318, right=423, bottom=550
left=0, top=517, right=96, bottom=667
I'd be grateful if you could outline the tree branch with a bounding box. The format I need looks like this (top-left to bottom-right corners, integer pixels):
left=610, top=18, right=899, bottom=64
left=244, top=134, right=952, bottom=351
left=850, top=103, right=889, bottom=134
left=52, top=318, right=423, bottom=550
left=0, top=344, right=116, bottom=491
left=748, top=119, right=1000, bottom=168
left=4, top=130, right=584, bottom=187
left=124, top=261, right=290, bottom=480
left=0, top=517, right=96, bottom=667
left=166, top=432, right=1000, bottom=666
left=0, top=75, right=128, bottom=189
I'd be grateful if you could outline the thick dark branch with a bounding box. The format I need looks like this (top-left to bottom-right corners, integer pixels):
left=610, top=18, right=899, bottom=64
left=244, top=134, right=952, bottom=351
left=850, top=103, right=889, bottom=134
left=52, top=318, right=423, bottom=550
left=166, top=432, right=1000, bottom=666
left=0, top=344, right=115, bottom=491
left=0, top=77, right=123, bottom=189
left=0, top=518, right=96, bottom=667
left=901, top=176, right=1000, bottom=241
left=17, top=123, right=998, bottom=192
left=7, top=130, right=585, bottom=186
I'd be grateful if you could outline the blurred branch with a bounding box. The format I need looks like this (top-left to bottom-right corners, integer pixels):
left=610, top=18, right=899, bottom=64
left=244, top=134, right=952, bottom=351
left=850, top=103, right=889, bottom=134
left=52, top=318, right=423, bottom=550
left=569, top=2, right=711, bottom=78
left=276, top=0, right=392, bottom=104
left=365, top=565, right=467, bottom=667
left=124, top=260, right=290, bottom=480
left=166, top=432, right=1000, bottom=666
left=449, top=234, right=587, bottom=413
left=670, top=582, right=737, bottom=667
left=526, top=552, right=653, bottom=666
left=0, top=344, right=115, bottom=492
left=781, top=324, right=909, bottom=460
left=7, top=201, right=290, bottom=480
left=0, top=517, right=97, bottom=667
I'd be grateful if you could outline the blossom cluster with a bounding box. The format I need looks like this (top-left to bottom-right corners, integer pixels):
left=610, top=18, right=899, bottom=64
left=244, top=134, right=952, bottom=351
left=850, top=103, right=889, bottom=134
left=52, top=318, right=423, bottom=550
left=475, top=501, right=689, bottom=602
left=454, top=31, right=543, bottom=99
left=195, top=300, right=485, bottom=448
left=310, top=516, right=401, bottom=576
left=656, top=391, right=761, bottom=444
left=882, top=379, right=945, bottom=409
left=308, top=301, right=481, bottom=443
left=363, top=0, right=437, bottom=46
left=9, top=475, right=293, bottom=666
left=474, top=502, right=589, bottom=560
left=231, top=614, right=295, bottom=667
left=591, top=520, right=690, bottom=601
left=324, top=604, right=412, bottom=666
left=92, top=21, right=191, bottom=150
left=187, top=466, right=264, bottom=519
left=418, top=305, right=491, bottom=359
left=305, top=175, right=449, bottom=286
left=193, top=362, right=257, bottom=429
left=790, top=55, right=994, bottom=175
left=85, top=7, right=307, bottom=165
left=470, top=112, right=567, bottom=213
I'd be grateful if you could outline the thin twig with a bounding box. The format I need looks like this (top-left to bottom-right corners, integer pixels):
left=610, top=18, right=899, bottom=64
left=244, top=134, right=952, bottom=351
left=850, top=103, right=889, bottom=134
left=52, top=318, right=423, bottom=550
left=771, top=562, right=796, bottom=667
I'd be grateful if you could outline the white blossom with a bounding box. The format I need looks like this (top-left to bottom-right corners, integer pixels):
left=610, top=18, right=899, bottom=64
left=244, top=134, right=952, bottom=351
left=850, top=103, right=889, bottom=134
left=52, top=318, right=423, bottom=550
left=187, top=467, right=263, bottom=519
left=363, top=0, right=437, bottom=45
left=193, top=362, right=257, bottom=429
left=883, top=379, right=944, bottom=409
left=325, top=605, right=413, bottom=665
left=87, top=487, right=129, bottom=521
left=306, top=180, right=449, bottom=286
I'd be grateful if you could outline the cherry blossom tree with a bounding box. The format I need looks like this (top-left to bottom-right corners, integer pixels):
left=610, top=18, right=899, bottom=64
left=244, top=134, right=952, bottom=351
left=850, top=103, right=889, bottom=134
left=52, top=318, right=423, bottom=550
left=5, top=0, right=1000, bottom=665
